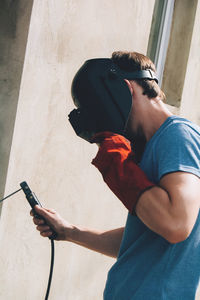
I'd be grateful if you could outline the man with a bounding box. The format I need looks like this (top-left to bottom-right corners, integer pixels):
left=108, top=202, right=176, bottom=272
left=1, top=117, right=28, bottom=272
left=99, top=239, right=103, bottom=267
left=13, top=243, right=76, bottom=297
left=31, top=51, right=200, bottom=299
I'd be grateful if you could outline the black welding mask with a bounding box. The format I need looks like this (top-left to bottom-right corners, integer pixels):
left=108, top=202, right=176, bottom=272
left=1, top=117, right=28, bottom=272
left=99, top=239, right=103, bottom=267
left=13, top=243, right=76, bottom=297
left=68, top=58, right=158, bottom=142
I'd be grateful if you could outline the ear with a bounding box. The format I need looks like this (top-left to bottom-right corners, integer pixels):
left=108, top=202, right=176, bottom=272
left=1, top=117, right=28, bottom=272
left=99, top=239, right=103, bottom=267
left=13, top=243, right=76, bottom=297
left=124, top=79, right=133, bottom=95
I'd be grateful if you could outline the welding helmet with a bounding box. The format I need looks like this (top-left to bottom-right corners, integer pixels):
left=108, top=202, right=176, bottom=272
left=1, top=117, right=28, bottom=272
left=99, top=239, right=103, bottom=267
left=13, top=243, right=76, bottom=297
left=68, top=58, right=158, bottom=142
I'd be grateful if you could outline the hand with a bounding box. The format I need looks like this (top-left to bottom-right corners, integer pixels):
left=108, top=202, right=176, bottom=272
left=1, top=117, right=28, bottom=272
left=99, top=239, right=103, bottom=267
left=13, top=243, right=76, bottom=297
left=30, top=205, right=75, bottom=241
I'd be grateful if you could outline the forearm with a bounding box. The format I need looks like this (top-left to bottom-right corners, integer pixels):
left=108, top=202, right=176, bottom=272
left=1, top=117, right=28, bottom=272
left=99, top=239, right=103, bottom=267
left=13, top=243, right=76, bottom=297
left=68, top=226, right=124, bottom=258
left=32, top=206, right=124, bottom=256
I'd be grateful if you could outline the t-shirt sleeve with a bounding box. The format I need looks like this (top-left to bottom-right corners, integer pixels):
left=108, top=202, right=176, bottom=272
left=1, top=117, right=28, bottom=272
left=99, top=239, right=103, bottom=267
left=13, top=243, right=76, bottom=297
left=154, top=123, right=200, bottom=182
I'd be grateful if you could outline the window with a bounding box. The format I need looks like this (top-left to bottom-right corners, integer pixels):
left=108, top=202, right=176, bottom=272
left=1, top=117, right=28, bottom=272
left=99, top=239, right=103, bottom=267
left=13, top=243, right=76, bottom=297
left=147, top=0, right=198, bottom=111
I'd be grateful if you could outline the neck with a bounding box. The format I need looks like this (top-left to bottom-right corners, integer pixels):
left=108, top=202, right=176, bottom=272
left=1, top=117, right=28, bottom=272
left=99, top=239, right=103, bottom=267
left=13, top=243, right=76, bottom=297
left=143, top=100, right=173, bottom=141
left=126, top=98, right=173, bottom=163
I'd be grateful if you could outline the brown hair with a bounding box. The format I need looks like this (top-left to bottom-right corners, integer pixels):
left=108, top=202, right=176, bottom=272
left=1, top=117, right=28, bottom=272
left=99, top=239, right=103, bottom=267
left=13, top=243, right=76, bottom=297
left=111, top=51, right=165, bottom=101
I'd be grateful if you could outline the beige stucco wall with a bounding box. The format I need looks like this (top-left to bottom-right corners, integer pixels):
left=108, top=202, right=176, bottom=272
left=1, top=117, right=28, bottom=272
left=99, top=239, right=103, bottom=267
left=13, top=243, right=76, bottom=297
left=181, top=3, right=200, bottom=297
left=0, top=1, right=155, bottom=299
left=0, top=0, right=33, bottom=205
left=180, top=0, right=200, bottom=125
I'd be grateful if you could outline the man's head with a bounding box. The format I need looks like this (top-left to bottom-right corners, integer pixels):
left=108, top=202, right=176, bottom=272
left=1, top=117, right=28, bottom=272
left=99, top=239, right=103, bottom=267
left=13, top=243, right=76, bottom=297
left=69, top=51, right=163, bottom=147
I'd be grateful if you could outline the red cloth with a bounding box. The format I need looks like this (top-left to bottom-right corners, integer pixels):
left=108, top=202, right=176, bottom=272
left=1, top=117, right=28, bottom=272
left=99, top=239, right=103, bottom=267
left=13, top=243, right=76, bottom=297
left=91, top=132, right=155, bottom=214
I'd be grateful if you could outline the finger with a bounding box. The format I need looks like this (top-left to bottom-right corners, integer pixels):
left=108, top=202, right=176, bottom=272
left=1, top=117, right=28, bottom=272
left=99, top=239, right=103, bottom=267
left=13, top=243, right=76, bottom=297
left=33, top=218, right=45, bottom=225
left=30, top=207, right=44, bottom=218
left=45, top=208, right=56, bottom=214
left=34, top=205, right=55, bottom=217
left=40, top=231, right=53, bottom=238
left=36, top=225, right=50, bottom=232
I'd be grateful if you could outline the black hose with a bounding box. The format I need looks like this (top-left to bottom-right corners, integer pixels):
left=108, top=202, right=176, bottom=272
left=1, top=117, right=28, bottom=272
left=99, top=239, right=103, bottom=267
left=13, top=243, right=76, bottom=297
left=45, top=239, right=55, bottom=300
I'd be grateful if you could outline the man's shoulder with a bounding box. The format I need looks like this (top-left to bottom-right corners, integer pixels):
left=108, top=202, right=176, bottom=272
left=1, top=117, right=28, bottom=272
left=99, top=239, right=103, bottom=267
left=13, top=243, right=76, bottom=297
left=156, top=116, right=200, bottom=144
left=141, top=116, right=200, bottom=180
left=153, top=116, right=200, bottom=181
left=168, top=116, right=199, bottom=131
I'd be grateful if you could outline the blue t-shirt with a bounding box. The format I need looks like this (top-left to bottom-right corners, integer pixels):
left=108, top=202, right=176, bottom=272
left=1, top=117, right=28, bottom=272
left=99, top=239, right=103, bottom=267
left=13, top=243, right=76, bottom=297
left=103, top=116, right=200, bottom=300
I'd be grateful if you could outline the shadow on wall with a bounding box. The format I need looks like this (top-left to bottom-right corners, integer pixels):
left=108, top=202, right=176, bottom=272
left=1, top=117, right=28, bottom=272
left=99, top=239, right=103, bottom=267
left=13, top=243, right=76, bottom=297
left=0, top=0, right=34, bottom=212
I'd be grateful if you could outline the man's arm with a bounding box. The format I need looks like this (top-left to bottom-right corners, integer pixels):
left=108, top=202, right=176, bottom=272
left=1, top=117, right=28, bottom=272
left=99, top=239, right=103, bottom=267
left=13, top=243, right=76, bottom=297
left=31, top=205, right=124, bottom=258
left=69, top=226, right=124, bottom=258
left=135, top=172, right=200, bottom=243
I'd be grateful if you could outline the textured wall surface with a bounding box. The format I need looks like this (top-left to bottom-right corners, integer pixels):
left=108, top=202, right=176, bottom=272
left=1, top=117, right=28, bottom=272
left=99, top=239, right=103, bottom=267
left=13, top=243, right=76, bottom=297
left=0, top=1, right=155, bottom=299
left=0, top=0, right=33, bottom=204
left=180, top=0, right=200, bottom=125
